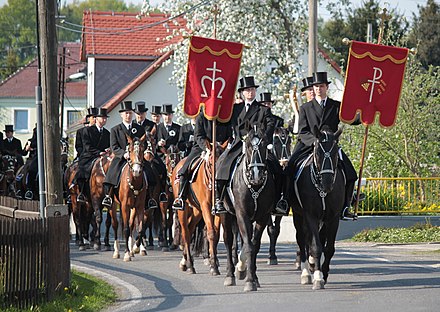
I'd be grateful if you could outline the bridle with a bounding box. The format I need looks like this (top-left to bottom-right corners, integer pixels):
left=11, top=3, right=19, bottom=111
left=310, top=132, right=338, bottom=199
left=273, top=129, right=291, bottom=161
left=125, top=138, right=145, bottom=197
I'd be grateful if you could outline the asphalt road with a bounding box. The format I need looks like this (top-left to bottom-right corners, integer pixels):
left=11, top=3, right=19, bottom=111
left=71, top=239, right=440, bottom=312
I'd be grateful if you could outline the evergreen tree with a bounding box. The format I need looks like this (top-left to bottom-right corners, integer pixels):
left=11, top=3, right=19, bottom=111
left=408, top=0, right=440, bottom=67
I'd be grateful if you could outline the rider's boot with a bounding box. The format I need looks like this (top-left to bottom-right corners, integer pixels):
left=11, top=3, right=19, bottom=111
left=172, top=174, right=188, bottom=210
left=214, top=179, right=227, bottom=215
left=341, top=181, right=358, bottom=221
left=77, top=179, right=87, bottom=203
left=102, top=183, right=114, bottom=208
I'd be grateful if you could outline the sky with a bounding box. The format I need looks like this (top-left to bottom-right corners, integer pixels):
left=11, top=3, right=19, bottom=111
left=0, top=0, right=428, bottom=21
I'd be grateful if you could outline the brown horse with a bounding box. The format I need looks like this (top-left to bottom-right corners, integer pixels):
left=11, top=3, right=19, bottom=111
left=65, top=160, right=95, bottom=250
left=158, top=145, right=180, bottom=251
left=89, top=152, right=113, bottom=251
left=109, top=134, right=148, bottom=261
left=171, top=141, right=228, bottom=275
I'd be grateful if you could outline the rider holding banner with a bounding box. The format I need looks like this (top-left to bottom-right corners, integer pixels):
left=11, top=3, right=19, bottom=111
left=281, top=72, right=360, bottom=220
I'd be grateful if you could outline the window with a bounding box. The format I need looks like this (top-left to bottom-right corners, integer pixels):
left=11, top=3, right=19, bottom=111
left=14, top=110, right=28, bottom=131
left=67, top=110, right=82, bottom=126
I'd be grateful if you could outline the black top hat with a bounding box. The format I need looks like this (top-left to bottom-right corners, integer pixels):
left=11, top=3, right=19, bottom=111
left=119, top=101, right=134, bottom=113
left=161, top=104, right=175, bottom=114
left=3, top=125, right=14, bottom=132
left=312, top=72, right=331, bottom=85
left=259, top=92, right=275, bottom=104
left=238, top=76, right=259, bottom=91
left=95, top=108, right=109, bottom=118
left=134, top=101, right=148, bottom=114
left=300, top=76, right=314, bottom=91
left=86, top=107, right=98, bottom=118
left=151, top=106, right=162, bottom=115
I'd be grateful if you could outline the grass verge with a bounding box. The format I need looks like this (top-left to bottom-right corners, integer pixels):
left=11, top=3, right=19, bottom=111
left=3, top=270, right=116, bottom=312
left=352, top=222, right=440, bottom=243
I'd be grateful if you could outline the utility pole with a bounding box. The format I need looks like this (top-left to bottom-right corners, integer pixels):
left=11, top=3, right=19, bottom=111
left=38, top=0, right=63, bottom=206
left=308, top=0, right=318, bottom=75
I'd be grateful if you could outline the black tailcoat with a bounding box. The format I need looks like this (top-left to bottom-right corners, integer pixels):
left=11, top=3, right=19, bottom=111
left=2, top=137, right=24, bottom=166
left=77, top=125, right=110, bottom=180
left=178, top=122, right=195, bottom=157
left=216, top=100, right=275, bottom=180
left=104, top=122, right=146, bottom=186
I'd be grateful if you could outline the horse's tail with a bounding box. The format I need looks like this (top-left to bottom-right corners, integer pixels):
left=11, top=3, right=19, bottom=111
left=152, top=206, right=161, bottom=234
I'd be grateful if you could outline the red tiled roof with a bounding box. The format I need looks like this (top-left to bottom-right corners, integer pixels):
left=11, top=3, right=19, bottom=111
left=80, top=11, right=185, bottom=61
left=0, top=42, right=87, bottom=98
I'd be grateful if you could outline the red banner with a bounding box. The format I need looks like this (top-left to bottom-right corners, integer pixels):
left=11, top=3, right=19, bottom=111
left=184, top=36, right=243, bottom=122
left=340, top=41, right=409, bottom=127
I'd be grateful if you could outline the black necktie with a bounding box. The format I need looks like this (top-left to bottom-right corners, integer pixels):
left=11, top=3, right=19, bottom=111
left=320, top=100, right=325, bottom=109
left=246, top=103, right=250, bottom=112
left=166, top=125, right=171, bottom=132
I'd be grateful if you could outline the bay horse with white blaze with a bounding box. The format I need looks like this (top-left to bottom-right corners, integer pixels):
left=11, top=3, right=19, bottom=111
left=108, top=134, right=148, bottom=261
left=222, top=125, right=275, bottom=292
left=289, top=126, right=345, bottom=290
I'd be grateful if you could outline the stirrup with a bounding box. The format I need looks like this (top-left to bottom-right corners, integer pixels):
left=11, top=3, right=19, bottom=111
left=274, top=199, right=289, bottom=215
left=159, top=192, right=168, bottom=202
left=24, top=190, right=33, bottom=200
left=148, top=199, right=158, bottom=209
left=341, top=207, right=358, bottom=221
left=102, top=195, right=113, bottom=208
left=172, top=198, right=184, bottom=210
left=77, top=193, right=86, bottom=203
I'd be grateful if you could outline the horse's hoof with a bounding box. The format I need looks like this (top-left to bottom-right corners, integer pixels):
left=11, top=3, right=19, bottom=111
left=133, top=246, right=140, bottom=254
left=146, top=245, right=155, bottom=250
left=267, top=258, right=278, bottom=265
left=204, top=259, right=210, bottom=266
left=312, top=280, right=325, bottom=290
left=210, top=267, right=220, bottom=276
left=113, top=253, right=120, bottom=259
left=180, top=264, right=187, bottom=272
left=104, top=245, right=112, bottom=252
left=244, top=282, right=257, bottom=292
left=140, top=250, right=147, bottom=256
left=224, top=276, right=236, bottom=286
left=162, top=247, right=170, bottom=252
left=129, top=251, right=135, bottom=257
left=255, top=279, right=260, bottom=288
left=293, top=262, right=301, bottom=270
left=301, top=275, right=312, bottom=285
left=94, top=244, right=101, bottom=251
left=187, top=268, right=196, bottom=274
left=123, top=255, right=131, bottom=262
left=78, top=245, right=87, bottom=251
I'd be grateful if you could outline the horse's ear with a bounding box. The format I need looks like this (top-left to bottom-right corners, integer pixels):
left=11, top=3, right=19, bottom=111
left=150, top=125, right=157, bottom=137
left=220, top=139, right=229, bottom=150
left=140, top=134, right=147, bottom=142
left=312, top=125, right=320, bottom=138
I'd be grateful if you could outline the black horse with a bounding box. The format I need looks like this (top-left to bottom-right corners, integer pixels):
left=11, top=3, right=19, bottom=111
left=289, top=126, right=345, bottom=290
left=222, top=125, right=275, bottom=292
left=0, top=155, right=20, bottom=196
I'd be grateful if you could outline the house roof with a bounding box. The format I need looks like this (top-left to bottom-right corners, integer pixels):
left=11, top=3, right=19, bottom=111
left=0, top=42, right=87, bottom=99
left=80, top=11, right=185, bottom=61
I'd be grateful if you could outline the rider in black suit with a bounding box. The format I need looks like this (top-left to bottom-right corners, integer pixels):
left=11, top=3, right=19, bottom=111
left=102, top=101, right=157, bottom=209
left=214, top=76, right=275, bottom=214
left=2, top=125, right=25, bottom=167
left=156, top=104, right=181, bottom=159
left=283, top=72, right=360, bottom=220
left=76, top=108, right=111, bottom=203
left=75, top=107, right=98, bottom=158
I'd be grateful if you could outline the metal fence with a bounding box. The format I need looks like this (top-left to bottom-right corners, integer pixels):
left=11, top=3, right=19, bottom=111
left=0, top=197, right=70, bottom=309
left=358, top=177, right=440, bottom=215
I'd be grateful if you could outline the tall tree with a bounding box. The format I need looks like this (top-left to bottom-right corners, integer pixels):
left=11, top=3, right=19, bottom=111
left=408, top=0, right=440, bottom=68
left=0, top=0, right=37, bottom=80
left=141, top=0, right=349, bottom=120
left=320, top=0, right=408, bottom=68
